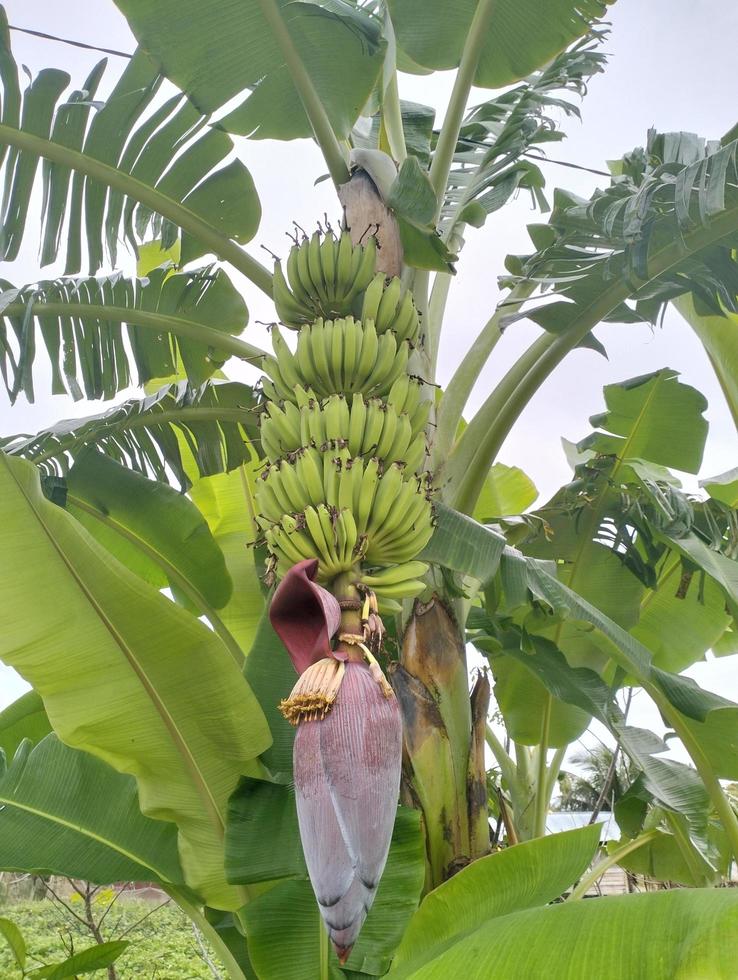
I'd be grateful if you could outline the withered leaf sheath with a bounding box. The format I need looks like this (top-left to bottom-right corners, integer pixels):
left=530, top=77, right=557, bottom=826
left=293, top=660, right=402, bottom=963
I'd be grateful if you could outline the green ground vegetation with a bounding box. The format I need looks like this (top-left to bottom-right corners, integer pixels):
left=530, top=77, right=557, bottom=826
left=0, top=898, right=216, bottom=979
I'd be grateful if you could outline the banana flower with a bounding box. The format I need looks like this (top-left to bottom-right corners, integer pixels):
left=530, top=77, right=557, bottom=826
left=270, top=559, right=402, bottom=963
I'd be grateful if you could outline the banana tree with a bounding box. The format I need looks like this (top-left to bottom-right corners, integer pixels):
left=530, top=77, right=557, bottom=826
left=2, top=1, right=738, bottom=977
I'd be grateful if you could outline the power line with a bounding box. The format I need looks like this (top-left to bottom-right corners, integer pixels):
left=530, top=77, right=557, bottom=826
left=8, top=24, right=132, bottom=59
left=523, top=152, right=611, bottom=178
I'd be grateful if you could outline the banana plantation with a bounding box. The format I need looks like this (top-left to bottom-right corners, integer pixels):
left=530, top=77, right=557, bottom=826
left=1, top=0, right=738, bottom=977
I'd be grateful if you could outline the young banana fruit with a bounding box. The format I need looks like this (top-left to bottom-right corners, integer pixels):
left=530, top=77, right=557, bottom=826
left=258, top=224, right=436, bottom=600
left=274, top=233, right=379, bottom=327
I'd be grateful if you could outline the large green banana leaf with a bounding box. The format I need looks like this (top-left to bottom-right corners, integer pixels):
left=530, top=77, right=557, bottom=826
left=65, top=450, right=232, bottom=608
left=447, top=133, right=738, bottom=512
left=432, top=503, right=738, bottom=853
left=0, top=735, right=183, bottom=886
left=388, top=0, right=609, bottom=88
left=525, top=369, right=715, bottom=672
left=188, top=461, right=266, bottom=658
left=388, top=889, right=738, bottom=979
left=0, top=452, right=271, bottom=909
left=0, top=17, right=261, bottom=276
left=473, top=463, right=538, bottom=522
left=0, top=691, right=50, bottom=762
left=0, top=267, right=257, bottom=405
left=390, top=824, right=600, bottom=978
left=114, top=0, right=385, bottom=141
left=674, top=294, right=738, bottom=430
left=485, top=647, right=591, bottom=748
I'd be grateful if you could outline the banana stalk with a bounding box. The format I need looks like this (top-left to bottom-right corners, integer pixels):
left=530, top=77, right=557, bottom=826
left=260, top=221, right=438, bottom=958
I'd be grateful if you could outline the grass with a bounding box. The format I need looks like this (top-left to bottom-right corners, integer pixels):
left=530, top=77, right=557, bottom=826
left=0, top=898, right=219, bottom=978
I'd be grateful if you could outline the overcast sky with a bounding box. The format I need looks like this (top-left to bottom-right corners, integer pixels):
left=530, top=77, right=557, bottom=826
left=1, top=1, right=737, bottom=764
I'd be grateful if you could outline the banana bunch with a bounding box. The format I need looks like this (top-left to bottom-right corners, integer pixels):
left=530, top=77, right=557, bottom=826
left=273, top=232, right=377, bottom=327
left=259, top=223, right=436, bottom=602
left=360, top=273, right=420, bottom=344
left=262, top=319, right=411, bottom=401
left=256, top=446, right=431, bottom=552
left=264, top=506, right=363, bottom=580
left=259, top=386, right=431, bottom=472
left=256, top=449, right=432, bottom=580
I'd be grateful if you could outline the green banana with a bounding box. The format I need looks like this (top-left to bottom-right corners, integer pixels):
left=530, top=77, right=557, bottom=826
left=365, top=462, right=406, bottom=535
left=385, top=412, right=413, bottom=463
left=391, top=288, right=420, bottom=344
left=342, top=317, right=360, bottom=391
left=271, top=329, right=302, bottom=390
left=302, top=233, right=324, bottom=304
left=273, top=261, right=312, bottom=328
left=356, top=457, right=380, bottom=534
left=348, top=393, right=366, bottom=456
left=360, top=561, right=429, bottom=588
left=360, top=272, right=385, bottom=323
left=296, top=447, right=325, bottom=506
left=345, top=236, right=378, bottom=301
left=286, top=243, right=313, bottom=308
left=321, top=231, right=337, bottom=300
left=353, top=319, right=379, bottom=391
left=335, top=231, right=354, bottom=296
left=361, top=399, right=385, bottom=455
left=375, top=276, right=402, bottom=334
left=374, top=406, right=398, bottom=460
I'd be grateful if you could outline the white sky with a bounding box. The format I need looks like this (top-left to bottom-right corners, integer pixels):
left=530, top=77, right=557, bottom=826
left=1, top=1, right=737, bottom=766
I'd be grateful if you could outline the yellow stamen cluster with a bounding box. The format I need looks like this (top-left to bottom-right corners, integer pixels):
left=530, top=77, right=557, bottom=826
left=279, top=657, right=346, bottom=725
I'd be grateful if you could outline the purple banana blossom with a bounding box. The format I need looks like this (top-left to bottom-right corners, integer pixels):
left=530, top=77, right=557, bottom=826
left=269, top=561, right=402, bottom=964
left=294, top=661, right=402, bottom=963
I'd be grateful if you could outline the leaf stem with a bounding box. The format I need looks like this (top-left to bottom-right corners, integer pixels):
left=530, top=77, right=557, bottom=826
left=167, top=890, right=248, bottom=980
left=429, top=0, right=497, bottom=218
left=28, top=406, right=254, bottom=467
left=319, top=919, right=330, bottom=980
left=0, top=124, right=273, bottom=297
left=644, top=680, right=738, bottom=861
left=2, top=302, right=267, bottom=365
left=435, top=281, right=535, bottom=464
left=383, top=73, right=407, bottom=164
left=533, top=694, right=552, bottom=838
left=426, top=271, right=452, bottom=379
left=485, top=722, right=517, bottom=789
left=545, top=745, right=567, bottom=804
left=254, top=0, right=350, bottom=189
left=566, top=830, right=659, bottom=901
left=664, top=810, right=708, bottom=883
left=444, top=331, right=556, bottom=511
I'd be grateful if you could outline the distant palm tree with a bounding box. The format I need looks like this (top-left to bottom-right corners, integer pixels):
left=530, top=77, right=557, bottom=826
left=555, top=743, right=636, bottom=812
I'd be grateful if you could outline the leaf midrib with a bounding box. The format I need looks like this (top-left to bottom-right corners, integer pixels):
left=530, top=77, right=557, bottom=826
left=1, top=301, right=267, bottom=363
left=29, top=405, right=251, bottom=466
left=0, top=123, right=273, bottom=297
left=0, top=792, right=173, bottom=882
